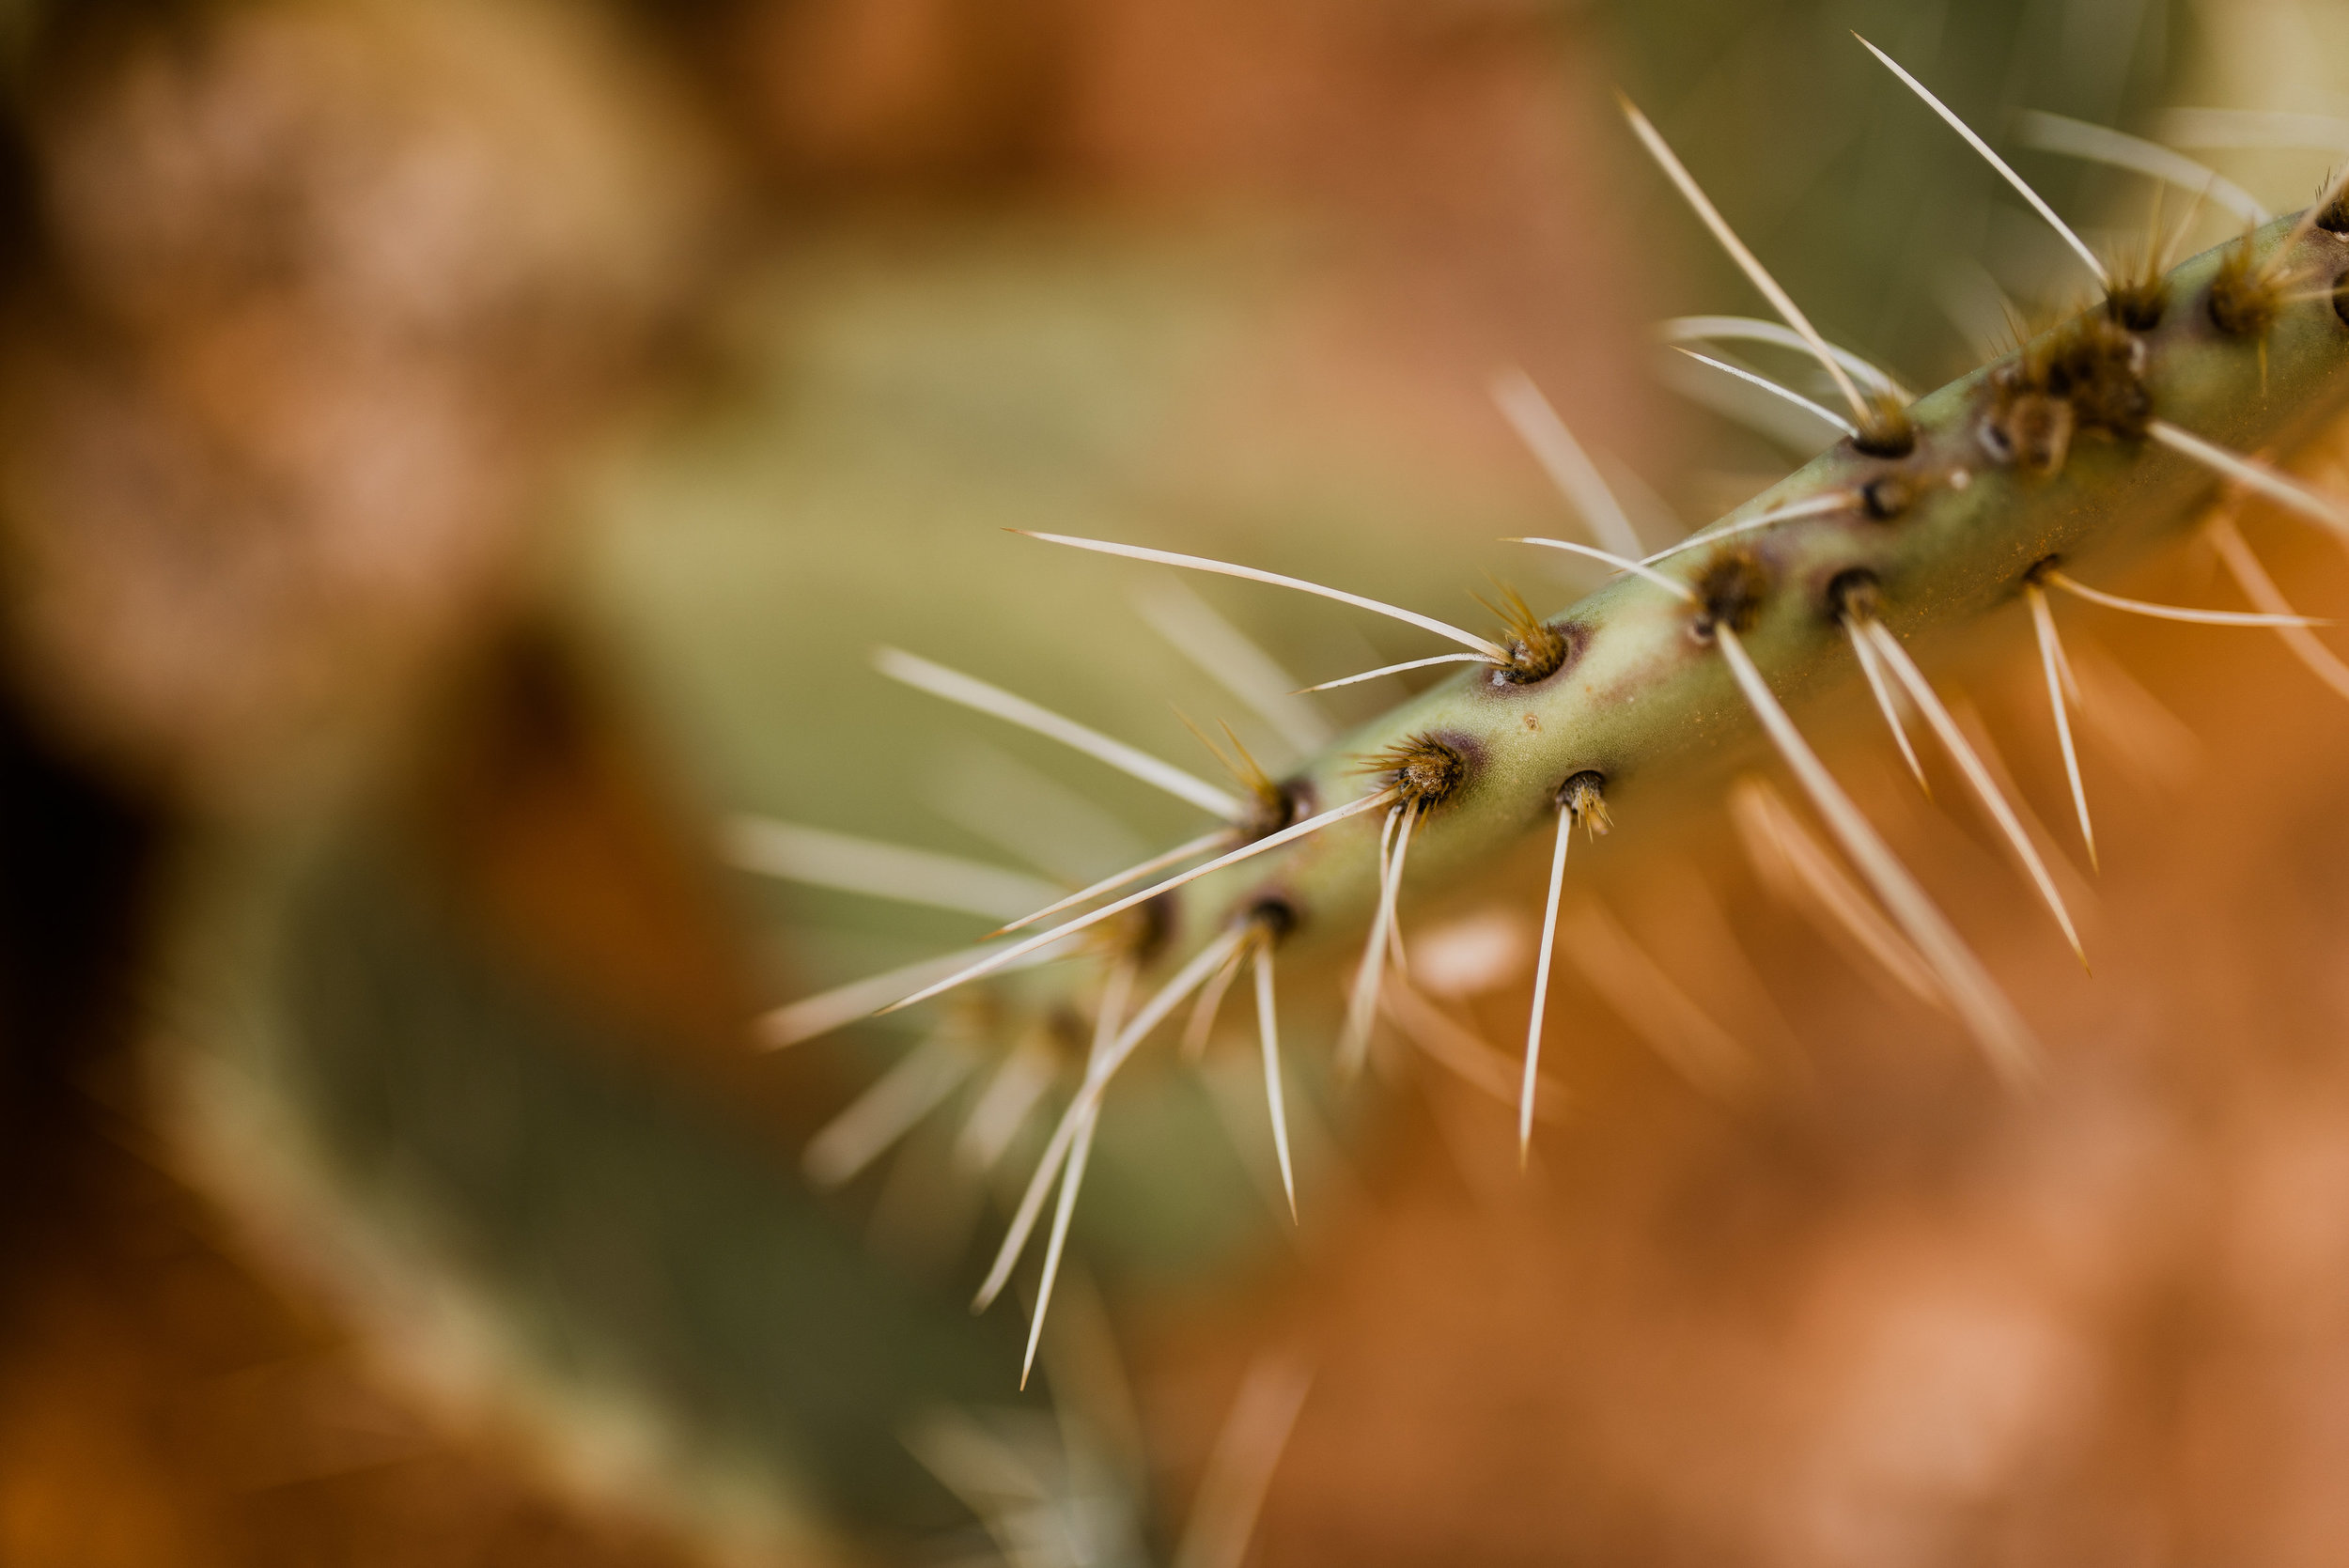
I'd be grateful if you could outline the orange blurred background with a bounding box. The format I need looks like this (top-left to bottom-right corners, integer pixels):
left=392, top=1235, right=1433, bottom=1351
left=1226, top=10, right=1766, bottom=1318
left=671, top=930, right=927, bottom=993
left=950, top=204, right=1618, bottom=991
left=6, top=0, right=2349, bottom=1562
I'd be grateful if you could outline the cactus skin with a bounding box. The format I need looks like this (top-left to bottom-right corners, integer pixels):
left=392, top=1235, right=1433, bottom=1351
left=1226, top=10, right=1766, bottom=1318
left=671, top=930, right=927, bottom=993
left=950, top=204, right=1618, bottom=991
left=1013, top=213, right=2349, bottom=994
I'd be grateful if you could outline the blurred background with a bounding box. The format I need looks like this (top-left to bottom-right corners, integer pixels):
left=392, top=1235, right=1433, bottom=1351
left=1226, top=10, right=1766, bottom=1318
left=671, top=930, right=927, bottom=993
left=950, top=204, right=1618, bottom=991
left=6, top=0, right=2349, bottom=1561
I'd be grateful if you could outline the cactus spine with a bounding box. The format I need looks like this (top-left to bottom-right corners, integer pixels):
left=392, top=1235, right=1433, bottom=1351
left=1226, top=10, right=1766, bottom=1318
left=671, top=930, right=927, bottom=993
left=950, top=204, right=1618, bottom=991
left=757, top=68, right=2349, bottom=1368
left=917, top=215, right=2349, bottom=1033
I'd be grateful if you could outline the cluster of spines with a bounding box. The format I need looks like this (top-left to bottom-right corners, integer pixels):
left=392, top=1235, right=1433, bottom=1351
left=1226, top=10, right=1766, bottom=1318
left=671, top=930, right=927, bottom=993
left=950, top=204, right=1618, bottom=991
left=737, top=38, right=2349, bottom=1388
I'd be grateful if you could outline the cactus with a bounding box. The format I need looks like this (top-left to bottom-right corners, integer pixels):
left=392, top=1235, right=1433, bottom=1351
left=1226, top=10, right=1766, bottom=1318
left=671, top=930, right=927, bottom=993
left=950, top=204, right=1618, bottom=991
left=114, top=19, right=2349, bottom=1560
left=750, top=39, right=2349, bottom=1390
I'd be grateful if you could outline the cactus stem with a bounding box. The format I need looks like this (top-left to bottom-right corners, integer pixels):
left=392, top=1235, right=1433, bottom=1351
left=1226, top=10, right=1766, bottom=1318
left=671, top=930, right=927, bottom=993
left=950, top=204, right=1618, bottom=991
left=2027, top=584, right=2098, bottom=871
left=777, top=134, right=2349, bottom=1384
